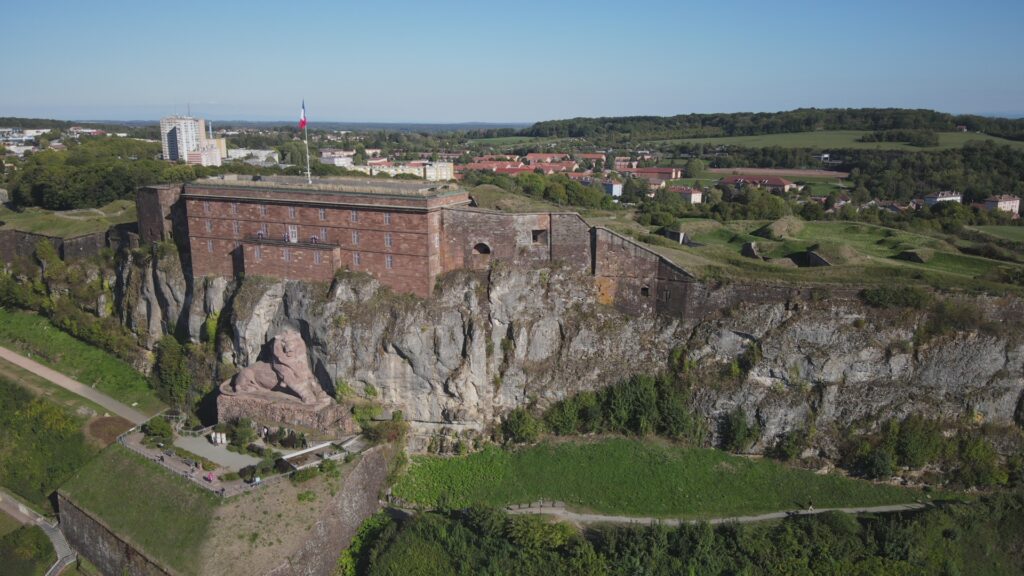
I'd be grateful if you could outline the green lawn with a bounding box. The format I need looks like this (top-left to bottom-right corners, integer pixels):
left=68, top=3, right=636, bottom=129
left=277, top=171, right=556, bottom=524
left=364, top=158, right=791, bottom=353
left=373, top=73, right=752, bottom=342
left=60, top=445, right=219, bottom=575
left=393, top=439, right=918, bottom=519
left=0, top=199, right=136, bottom=238
left=0, top=510, right=22, bottom=537
left=654, top=130, right=1024, bottom=151
left=0, top=524, right=55, bottom=576
left=971, top=225, right=1024, bottom=242
left=0, top=309, right=163, bottom=414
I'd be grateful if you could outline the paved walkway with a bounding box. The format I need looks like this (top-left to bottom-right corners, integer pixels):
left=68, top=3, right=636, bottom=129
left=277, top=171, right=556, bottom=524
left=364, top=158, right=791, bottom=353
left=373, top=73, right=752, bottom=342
left=0, top=345, right=148, bottom=425
left=0, top=487, right=76, bottom=575
left=506, top=502, right=929, bottom=526
left=174, top=435, right=260, bottom=470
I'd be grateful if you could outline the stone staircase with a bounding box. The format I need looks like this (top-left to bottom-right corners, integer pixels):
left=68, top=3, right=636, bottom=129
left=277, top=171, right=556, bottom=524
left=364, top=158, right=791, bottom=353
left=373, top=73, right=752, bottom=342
left=38, top=519, right=76, bottom=576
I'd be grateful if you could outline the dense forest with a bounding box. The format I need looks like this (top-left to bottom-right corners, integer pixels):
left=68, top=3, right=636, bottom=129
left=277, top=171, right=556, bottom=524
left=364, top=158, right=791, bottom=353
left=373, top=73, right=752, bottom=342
left=525, top=108, right=1024, bottom=141
left=347, top=490, right=1024, bottom=576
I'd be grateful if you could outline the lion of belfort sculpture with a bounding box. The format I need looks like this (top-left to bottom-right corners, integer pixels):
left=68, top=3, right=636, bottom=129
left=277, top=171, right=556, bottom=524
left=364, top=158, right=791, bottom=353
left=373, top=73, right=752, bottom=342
left=217, top=329, right=357, bottom=434
left=224, top=328, right=329, bottom=405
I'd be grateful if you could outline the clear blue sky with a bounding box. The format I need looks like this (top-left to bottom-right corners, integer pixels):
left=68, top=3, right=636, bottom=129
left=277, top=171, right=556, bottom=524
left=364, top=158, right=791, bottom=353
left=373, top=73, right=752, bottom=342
left=3, top=0, right=1023, bottom=123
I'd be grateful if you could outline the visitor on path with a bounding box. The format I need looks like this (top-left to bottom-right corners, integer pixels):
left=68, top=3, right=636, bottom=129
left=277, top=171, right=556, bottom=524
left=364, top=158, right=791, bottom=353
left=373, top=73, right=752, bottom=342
left=807, top=501, right=814, bottom=512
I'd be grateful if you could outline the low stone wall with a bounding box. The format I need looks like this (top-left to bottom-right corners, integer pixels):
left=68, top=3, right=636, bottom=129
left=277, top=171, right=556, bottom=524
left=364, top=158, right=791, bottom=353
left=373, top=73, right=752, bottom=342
left=57, top=492, right=175, bottom=576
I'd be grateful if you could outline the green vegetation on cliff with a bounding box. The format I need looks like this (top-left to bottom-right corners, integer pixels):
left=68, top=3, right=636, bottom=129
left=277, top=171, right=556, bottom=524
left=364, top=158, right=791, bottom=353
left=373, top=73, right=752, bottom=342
left=0, top=376, right=97, bottom=511
left=60, top=445, right=218, bottom=574
left=393, top=438, right=917, bottom=518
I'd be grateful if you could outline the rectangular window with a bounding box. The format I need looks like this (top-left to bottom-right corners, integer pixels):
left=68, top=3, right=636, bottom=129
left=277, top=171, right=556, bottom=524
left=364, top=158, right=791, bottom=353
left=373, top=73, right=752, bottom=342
left=350, top=210, right=358, bottom=223
left=318, top=208, right=326, bottom=221
left=259, top=223, right=268, bottom=237
left=385, top=254, right=393, bottom=269
left=531, top=229, right=549, bottom=245
left=259, top=205, right=269, bottom=217
left=205, top=220, right=212, bottom=233
left=434, top=233, right=440, bottom=248
left=206, top=239, right=213, bottom=253
left=203, top=201, right=210, bottom=214
left=232, top=221, right=240, bottom=236
left=319, top=227, right=328, bottom=242
left=314, top=251, right=322, bottom=265
left=289, top=206, right=297, bottom=219
left=288, top=225, right=298, bottom=243
left=384, top=232, right=392, bottom=248
left=231, top=202, right=238, bottom=215
left=353, top=252, right=361, bottom=267
left=384, top=212, right=392, bottom=225
left=282, top=248, right=290, bottom=262
left=352, top=230, right=359, bottom=245
left=254, top=246, right=261, bottom=261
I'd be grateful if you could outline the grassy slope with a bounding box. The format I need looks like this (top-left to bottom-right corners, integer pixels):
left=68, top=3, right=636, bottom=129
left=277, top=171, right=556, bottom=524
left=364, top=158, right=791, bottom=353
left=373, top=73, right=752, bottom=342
left=0, top=199, right=137, bottom=238
left=0, top=309, right=162, bottom=414
left=662, top=219, right=1022, bottom=293
left=393, top=439, right=917, bottom=519
left=653, top=130, right=1024, bottom=151
left=970, top=225, right=1024, bottom=242
left=469, top=184, right=561, bottom=212
left=60, top=445, right=219, bottom=575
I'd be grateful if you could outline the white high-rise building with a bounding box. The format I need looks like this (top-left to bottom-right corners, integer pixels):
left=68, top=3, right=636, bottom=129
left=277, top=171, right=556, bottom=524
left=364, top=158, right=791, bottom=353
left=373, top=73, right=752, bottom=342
left=160, top=115, right=221, bottom=166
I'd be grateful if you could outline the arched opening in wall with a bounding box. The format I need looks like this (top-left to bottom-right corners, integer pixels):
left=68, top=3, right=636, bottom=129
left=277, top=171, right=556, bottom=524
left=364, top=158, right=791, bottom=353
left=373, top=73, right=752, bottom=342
left=640, top=285, right=650, bottom=298
left=473, top=243, right=492, bottom=255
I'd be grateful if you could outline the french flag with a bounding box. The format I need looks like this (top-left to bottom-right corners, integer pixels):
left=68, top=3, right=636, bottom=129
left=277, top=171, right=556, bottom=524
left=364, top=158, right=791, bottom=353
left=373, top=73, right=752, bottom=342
left=299, top=100, right=307, bottom=130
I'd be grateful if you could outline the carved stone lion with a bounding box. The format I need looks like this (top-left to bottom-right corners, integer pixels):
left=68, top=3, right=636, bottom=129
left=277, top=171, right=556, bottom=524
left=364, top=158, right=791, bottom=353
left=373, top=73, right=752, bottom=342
left=228, top=329, right=328, bottom=405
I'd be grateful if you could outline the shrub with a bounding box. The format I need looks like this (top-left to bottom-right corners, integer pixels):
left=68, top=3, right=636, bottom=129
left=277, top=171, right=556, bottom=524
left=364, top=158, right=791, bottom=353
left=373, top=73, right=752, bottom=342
left=292, top=467, right=320, bottom=484
left=142, top=416, right=173, bottom=442
left=955, top=435, right=1008, bottom=487
left=895, top=415, right=943, bottom=468
left=859, top=286, right=931, bottom=309
left=502, top=408, right=542, bottom=444
left=297, top=490, right=316, bottom=502
left=771, top=429, right=808, bottom=461
left=544, top=397, right=581, bottom=435
left=720, top=408, right=760, bottom=452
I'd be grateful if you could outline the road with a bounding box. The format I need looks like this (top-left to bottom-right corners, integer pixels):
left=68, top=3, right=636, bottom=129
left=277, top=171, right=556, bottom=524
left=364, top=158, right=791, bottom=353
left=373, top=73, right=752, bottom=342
left=506, top=502, right=929, bottom=526
left=0, top=345, right=148, bottom=425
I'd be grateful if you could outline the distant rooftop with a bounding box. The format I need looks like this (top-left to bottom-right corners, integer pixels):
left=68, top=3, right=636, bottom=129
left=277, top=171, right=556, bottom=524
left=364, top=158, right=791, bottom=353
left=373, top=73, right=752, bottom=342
left=188, top=174, right=461, bottom=197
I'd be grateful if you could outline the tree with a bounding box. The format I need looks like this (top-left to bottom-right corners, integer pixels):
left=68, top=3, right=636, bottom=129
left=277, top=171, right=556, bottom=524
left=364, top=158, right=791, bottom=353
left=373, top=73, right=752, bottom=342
left=502, top=408, right=542, bottom=444
left=152, top=336, right=191, bottom=408
left=720, top=408, right=760, bottom=452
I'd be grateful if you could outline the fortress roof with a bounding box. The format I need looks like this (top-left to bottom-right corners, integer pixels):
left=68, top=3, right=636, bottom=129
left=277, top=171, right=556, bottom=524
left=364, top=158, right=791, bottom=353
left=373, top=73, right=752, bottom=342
left=188, top=175, right=461, bottom=198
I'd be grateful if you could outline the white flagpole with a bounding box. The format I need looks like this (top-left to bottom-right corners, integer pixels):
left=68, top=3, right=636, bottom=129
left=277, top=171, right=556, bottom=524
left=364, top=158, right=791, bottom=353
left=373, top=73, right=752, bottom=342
left=303, top=105, right=312, bottom=184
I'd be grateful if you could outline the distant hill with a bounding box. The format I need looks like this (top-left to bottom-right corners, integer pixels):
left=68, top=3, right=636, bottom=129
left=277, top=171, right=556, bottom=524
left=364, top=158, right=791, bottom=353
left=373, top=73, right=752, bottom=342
left=523, top=108, right=1024, bottom=143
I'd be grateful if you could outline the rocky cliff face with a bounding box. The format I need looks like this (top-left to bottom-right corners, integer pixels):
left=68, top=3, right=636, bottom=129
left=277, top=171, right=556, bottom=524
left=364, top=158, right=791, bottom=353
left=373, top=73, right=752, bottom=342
left=114, top=248, right=1024, bottom=453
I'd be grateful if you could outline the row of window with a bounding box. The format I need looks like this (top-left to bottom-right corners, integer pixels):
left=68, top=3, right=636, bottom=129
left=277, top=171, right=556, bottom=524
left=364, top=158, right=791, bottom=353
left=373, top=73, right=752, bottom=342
left=203, top=219, right=422, bottom=249
left=202, top=200, right=393, bottom=224
left=246, top=245, right=393, bottom=269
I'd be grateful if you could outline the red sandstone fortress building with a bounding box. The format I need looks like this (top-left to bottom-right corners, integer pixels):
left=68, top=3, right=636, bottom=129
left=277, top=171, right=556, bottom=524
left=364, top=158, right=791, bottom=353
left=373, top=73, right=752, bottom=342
left=137, top=175, right=695, bottom=314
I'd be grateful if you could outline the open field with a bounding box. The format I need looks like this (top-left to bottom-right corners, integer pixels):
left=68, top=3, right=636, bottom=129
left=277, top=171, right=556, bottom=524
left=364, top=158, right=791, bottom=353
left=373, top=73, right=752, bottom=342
left=655, top=130, right=1024, bottom=151
left=646, top=218, right=1022, bottom=294
left=393, top=438, right=918, bottom=519
left=0, top=199, right=136, bottom=238
left=708, top=167, right=850, bottom=179
left=467, top=136, right=542, bottom=146
left=61, top=445, right=219, bottom=575
left=970, top=225, right=1024, bottom=242
left=0, top=309, right=163, bottom=415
